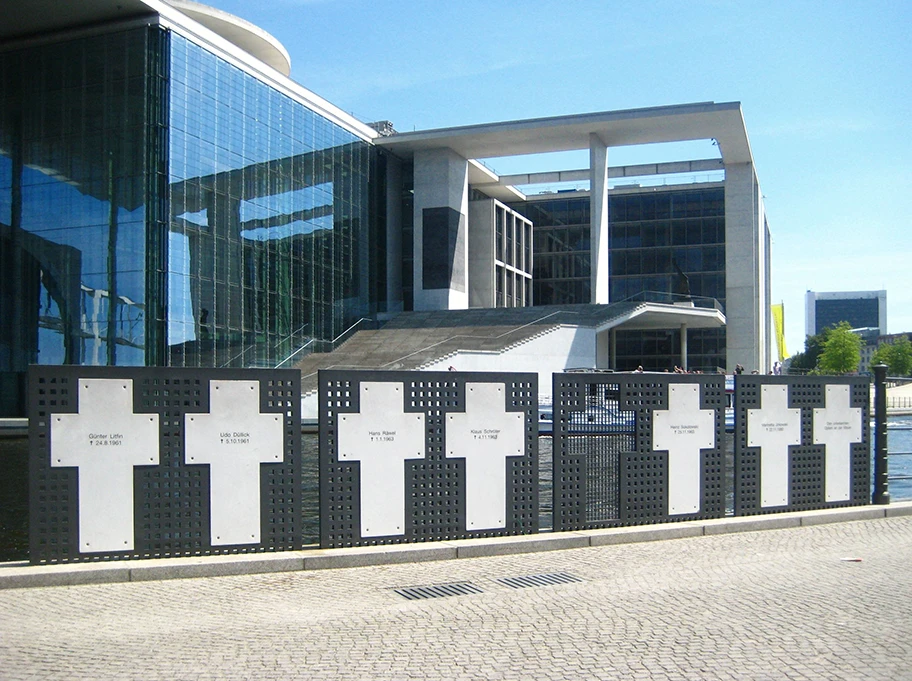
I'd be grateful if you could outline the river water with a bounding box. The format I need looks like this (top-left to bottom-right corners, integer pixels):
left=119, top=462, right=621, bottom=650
left=881, top=416, right=912, bottom=501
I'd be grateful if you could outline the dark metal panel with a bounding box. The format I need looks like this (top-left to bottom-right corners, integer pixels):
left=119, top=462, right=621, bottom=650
left=552, top=373, right=725, bottom=532
left=421, top=207, right=465, bottom=292
left=28, top=366, right=301, bottom=564
left=733, top=375, right=870, bottom=516
left=318, top=370, right=537, bottom=548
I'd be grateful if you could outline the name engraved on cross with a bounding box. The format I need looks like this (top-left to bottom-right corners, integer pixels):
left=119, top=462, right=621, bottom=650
left=747, top=384, right=802, bottom=507
left=652, top=383, right=716, bottom=515
left=184, top=380, right=284, bottom=546
left=337, top=382, right=426, bottom=537
left=50, top=379, right=159, bottom=552
left=446, top=383, right=525, bottom=530
left=813, top=384, right=862, bottom=502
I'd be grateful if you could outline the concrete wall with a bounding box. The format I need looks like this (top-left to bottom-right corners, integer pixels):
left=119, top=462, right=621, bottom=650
left=468, top=199, right=495, bottom=307
left=724, top=162, right=769, bottom=373
left=421, top=326, right=597, bottom=397
left=590, top=135, right=609, bottom=304
left=412, top=148, right=469, bottom=310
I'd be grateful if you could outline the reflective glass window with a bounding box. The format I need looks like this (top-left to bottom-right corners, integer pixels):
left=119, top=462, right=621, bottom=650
left=165, top=34, right=371, bottom=368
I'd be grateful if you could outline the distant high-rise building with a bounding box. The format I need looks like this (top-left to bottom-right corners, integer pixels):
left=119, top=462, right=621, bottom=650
left=805, top=290, right=887, bottom=336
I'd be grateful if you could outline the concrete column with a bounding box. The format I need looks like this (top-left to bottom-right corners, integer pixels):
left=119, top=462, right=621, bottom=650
left=589, top=134, right=609, bottom=304
left=385, top=154, right=404, bottom=313
left=468, top=199, right=496, bottom=307
left=680, top=324, right=688, bottom=371
left=412, top=148, right=469, bottom=310
left=611, top=328, right=617, bottom=369
left=724, top=162, right=768, bottom=373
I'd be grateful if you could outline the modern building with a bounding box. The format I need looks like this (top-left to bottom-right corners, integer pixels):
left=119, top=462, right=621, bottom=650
left=508, top=185, right=729, bottom=370
left=805, top=290, right=887, bottom=337
left=0, top=0, right=772, bottom=415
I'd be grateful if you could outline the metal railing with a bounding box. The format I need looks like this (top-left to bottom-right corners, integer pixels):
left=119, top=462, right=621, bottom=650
left=615, top=290, right=723, bottom=312
left=280, top=317, right=374, bottom=369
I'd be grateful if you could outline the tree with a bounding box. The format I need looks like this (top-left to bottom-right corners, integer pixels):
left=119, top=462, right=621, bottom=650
left=870, top=336, right=912, bottom=377
left=788, top=330, right=827, bottom=373
left=816, top=322, right=862, bottom=375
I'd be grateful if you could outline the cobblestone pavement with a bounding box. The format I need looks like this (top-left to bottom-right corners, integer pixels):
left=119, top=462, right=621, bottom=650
left=2, top=517, right=911, bottom=681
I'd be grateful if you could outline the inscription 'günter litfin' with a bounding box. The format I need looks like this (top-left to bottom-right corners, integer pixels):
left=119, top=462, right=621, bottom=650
left=50, top=379, right=159, bottom=553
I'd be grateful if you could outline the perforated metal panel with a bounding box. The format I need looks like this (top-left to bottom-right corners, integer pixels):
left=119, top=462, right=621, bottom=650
left=553, top=374, right=725, bottom=532
left=319, top=370, right=538, bottom=548
left=734, top=375, right=870, bottom=515
left=28, top=367, right=301, bottom=564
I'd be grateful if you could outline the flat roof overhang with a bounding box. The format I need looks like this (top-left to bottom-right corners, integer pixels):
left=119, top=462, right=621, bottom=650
left=0, top=0, right=155, bottom=42
left=1, top=0, right=291, bottom=77
left=376, top=101, right=753, bottom=165
left=597, top=302, right=726, bottom=334
left=164, top=0, right=291, bottom=76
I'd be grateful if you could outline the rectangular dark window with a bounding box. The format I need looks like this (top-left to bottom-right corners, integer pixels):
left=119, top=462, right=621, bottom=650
left=422, top=206, right=465, bottom=291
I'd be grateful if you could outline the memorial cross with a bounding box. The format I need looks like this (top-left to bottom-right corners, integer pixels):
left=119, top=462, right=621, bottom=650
left=813, top=384, right=862, bottom=502
left=652, top=383, right=716, bottom=515
left=50, top=378, right=159, bottom=552
left=446, top=383, right=525, bottom=530
left=747, top=384, right=802, bottom=507
left=184, top=380, right=284, bottom=545
left=337, top=382, right=426, bottom=537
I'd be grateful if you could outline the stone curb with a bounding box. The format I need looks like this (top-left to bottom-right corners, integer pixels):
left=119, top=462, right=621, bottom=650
left=2, top=501, right=910, bottom=590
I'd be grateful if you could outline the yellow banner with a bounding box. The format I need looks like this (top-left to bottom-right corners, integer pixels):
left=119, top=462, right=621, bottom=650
left=771, top=303, right=788, bottom=361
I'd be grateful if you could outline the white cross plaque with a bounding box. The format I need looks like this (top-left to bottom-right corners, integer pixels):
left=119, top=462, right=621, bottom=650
left=446, top=383, right=525, bottom=530
left=747, top=384, right=801, bottom=507
left=652, top=383, right=716, bottom=515
left=813, top=384, right=862, bottom=502
left=337, top=382, right=426, bottom=537
left=184, top=380, right=284, bottom=546
left=50, top=378, right=159, bottom=552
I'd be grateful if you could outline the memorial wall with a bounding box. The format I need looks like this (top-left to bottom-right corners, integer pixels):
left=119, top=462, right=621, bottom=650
left=29, top=367, right=301, bottom=563
left=28, top=367, right=869, bottom=564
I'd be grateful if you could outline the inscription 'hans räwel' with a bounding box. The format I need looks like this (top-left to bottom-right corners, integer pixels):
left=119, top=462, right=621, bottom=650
left=368, top=430, right=397, bottom=442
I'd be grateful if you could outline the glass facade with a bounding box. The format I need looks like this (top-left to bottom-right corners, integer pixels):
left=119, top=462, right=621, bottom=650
left=493, top=201, right=532, bottom=307
left=513, top=186, right=727, bottom=371
left=166, top=33, right=372, bottom=368
left=608, top=188, right=725, bottom=304
left=520, top=197, right=591, bottom=306
left=814, top=298, right=880, bottom=335
left=0, top=27, right=168, bottom=389
left=0, top=23, right=374, bottom=401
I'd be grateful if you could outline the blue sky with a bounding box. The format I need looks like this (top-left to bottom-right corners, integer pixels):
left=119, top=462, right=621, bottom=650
left=206, top=0, right=911, bottom=357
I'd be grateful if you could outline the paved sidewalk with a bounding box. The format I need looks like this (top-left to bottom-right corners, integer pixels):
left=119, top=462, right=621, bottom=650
left=2, top=513, right=911, bottom=680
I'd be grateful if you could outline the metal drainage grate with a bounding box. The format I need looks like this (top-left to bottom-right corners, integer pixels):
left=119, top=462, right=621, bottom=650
left=496, top=572, right=584, bottom=589
left=393, top=582, right=484, bottom=600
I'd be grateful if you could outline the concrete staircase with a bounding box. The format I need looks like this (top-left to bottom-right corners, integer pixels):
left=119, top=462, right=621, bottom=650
left=293, top=303, right=642, bottom=395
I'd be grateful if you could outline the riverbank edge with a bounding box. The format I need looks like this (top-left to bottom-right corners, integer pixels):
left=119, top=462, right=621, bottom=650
left=2, top=502, right=910, bottom=590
